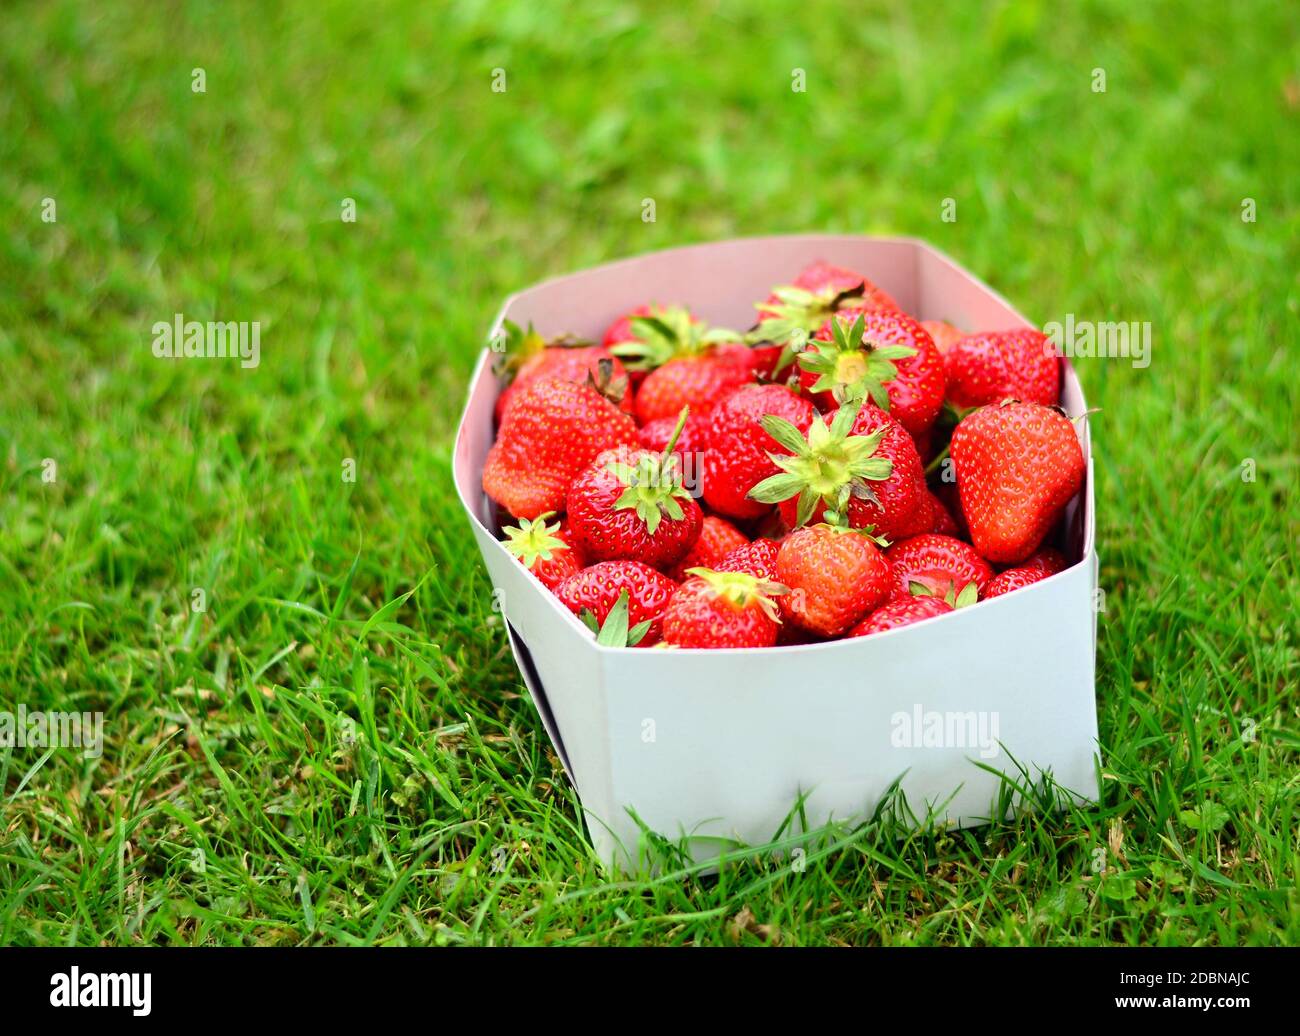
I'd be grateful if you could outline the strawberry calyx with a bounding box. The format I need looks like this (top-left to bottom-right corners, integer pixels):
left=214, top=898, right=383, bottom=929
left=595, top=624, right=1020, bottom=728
left=606, top=407, right=696, bottom=534
left=579, top=590, right=653, bottom=647
left=749, top=281, right=878, bottom=376
left=685, top=567, right=788, bottom=623
left=501, top=511, right=568, bottom=568
left=798, top=312, right=917, bottom=410
left=909, top=579, right=979, bottom=609
left=609, top=306, right=742, bottom=371
left=747, top=402, right=895, bottom=528
left=752, top=281, right=871, bottom=342
left=491, top=319, right=591, bottom=378
left=583, top=357, right=630, bottom=407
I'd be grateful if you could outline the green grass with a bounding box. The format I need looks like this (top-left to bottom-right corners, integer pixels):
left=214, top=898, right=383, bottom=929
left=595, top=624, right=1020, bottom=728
left=1, top=0, right=1297, bottom=946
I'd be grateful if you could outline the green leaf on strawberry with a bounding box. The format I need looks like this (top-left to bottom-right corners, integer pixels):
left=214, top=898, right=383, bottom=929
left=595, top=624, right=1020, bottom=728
left=748, top=402, right=894, bottom=528
left=610, top=306, right=742, bottom=371
left=592, top=590, right=653, bottom=647
left=909, top=578, right=979, bottom=609
left=751, top=280, right=872, bottom=345
left=797, top=312, right=917, bottom=410
left=501, top=511, right=567, bottom=566
left=491, top=319, right=591, bottom=378
left=683, top=567, right=789, bottom=624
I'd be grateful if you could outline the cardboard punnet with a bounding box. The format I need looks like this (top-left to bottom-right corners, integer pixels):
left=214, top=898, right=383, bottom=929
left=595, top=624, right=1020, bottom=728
left=453, top=235, right=1100, bottom=871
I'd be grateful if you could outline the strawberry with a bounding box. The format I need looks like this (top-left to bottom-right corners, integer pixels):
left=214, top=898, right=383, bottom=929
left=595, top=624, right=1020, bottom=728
left=608, top=307, right=749, bottom=422
left=775, top=524, right=892, bottom=637
left=943, top=330, right=1060, bottom=409
left=885, top=533, right=994, bottom=601
left=848, top=595, right=953, bottom=637
left=982, top=548, right=1068, bottom=599
left=633, top=350, right=753, bottom=424
left=715, top=538, right=781, bottom=581
left=802, top=310, right=946, bottom=437
left=493, top=322, right=634, bottom=421
left=756, top=261, right=899, bottom=335
left=500, top=512, right=585, bottom=592
left=919, top=319, right=964, bottom=355
left=702, top=383, right=817, bottom=520
left=555, top=561, right=678, bottom=646
left=566, top=410, right=704, bottom=569
left=749, top=401, right=931, bottom=541
left=950, top=401, right=1085, bottom=563
left=484, top=376, right=638, bottom=520
left=661, top=568, right=787, bottom=649
left=749, top=262, right=899, bottom=380
left=668, top=515, right=749, bottom=581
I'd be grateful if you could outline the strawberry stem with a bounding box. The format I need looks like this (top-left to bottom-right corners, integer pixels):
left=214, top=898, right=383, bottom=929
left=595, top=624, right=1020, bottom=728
left=923, top=444, right=950, bottom=476
left=658, top=405, right=691, bottom=465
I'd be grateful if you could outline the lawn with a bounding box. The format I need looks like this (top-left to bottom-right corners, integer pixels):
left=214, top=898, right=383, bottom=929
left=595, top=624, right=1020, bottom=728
left=1, top=0, right=1296, bottom=946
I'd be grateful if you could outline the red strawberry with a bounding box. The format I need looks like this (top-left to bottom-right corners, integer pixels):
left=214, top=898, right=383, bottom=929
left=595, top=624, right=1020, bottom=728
left=848, top=595, right=953, bottom=637
left=661, top=568, right=787, bottom=649
left=982, top=548, right=1068, bottom=599
left=756, top=261, right=899, bottom=330
left=566, top=411, right=704, bottom=569
left=500, top=512, right=585, bottom=592
left=555, top=561, right=678, bottom=646
left=702, top=384, right=817, bottom=520
left=492, top=321, right=629, bottom=420
left=749, top=402, right=930, bottom=542
left=950, top=401, right=1085, bottom=563
left=802, top=310, right=946, bottom=437
left=775, top=524, right=892, bottom=637
left=749, top=262, right=899, bottom=379
left=885, top=533, right=994, bottom=601
left=495, top=342, right=634, bottom=422
left=484, top=377, right=638, bottom=520
left=607, top=307, right=748, bottom=419
left=919, top=319, right=964, bottom=355
left=668, top=515, right=749, bottom=581
left=943, top=330, right=1060, bottom=409
left=744, top=343, right=787, bottom=382
left=715, top=538, right=781, bottom=581
left=634, top=351, right=752, bottom=424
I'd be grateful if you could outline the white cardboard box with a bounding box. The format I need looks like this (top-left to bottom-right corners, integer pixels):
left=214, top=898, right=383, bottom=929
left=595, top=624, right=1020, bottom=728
left=453, top=234, right=1100, bottom=871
